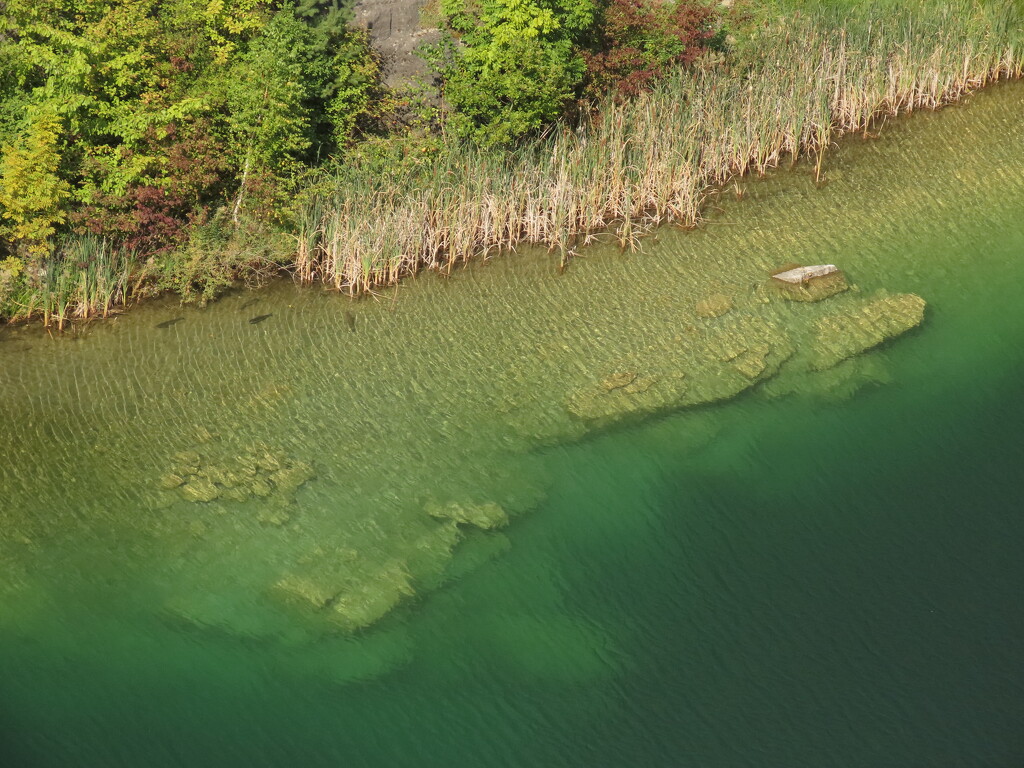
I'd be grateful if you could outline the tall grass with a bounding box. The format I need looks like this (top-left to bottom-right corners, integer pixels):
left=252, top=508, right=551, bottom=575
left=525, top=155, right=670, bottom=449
left=298, top=0, right=1024, bottom=294
left=3, top=236, right=137, bottom=329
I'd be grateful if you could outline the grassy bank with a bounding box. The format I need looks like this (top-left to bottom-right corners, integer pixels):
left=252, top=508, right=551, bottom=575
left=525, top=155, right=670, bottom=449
left=297, top=0, right=1023, bottom=293
left=3, top=0, right=1022, bottom=322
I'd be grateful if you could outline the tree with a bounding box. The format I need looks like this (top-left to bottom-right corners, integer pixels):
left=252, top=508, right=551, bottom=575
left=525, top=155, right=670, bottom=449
left=0, top=108, right=70, bottom=257
left=430, top=0, right=599, bottom=145
left=224, top=8, right=326, bottom=220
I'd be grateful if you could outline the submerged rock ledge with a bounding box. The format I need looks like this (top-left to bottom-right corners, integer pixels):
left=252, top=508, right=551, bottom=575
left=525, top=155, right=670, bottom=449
left=566, top=289, right=926, bottom=435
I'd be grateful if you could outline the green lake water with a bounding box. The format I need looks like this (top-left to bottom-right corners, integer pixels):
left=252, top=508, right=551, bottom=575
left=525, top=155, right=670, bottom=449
left=2, top=81, right=1024, bottom=767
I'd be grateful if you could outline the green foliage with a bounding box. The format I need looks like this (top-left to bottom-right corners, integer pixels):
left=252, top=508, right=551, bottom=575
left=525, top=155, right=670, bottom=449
left=428, top=0, right=599, bottom=145
left=325, top=28, right=386, bottom=148
left=156, top=222, right=238, bottom=304
left=0, top=0, right=384, bottom=261
left=0, top=108, right=70, bottom=256
left=226, top=9, right=320, bottom=177
left=0, top=256, right=25, bottom=312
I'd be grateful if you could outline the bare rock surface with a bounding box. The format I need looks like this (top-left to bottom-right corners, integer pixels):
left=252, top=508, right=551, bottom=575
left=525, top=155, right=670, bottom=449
left=352, top=0, right=439, bottom=86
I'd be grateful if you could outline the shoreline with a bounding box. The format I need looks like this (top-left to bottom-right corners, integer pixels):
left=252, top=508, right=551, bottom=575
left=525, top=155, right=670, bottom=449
left=296, top=6, right=1023, bottom=293
left=3, top=3, right=1022, bottom=328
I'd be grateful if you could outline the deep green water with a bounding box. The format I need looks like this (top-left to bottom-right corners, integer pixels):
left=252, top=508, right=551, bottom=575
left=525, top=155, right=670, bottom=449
left=2, top=82, right=1024, bottom=767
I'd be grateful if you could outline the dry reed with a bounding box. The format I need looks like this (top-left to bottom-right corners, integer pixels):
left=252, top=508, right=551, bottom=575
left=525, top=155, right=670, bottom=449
left=297, top=0, right=1024, bottom=294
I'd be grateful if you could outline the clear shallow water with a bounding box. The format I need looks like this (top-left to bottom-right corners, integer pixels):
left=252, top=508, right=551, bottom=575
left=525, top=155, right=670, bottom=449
left=2, top=82, right=1024, bottom=766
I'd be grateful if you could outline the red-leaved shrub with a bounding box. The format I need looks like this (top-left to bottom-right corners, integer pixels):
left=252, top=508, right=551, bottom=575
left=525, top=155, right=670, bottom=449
left=584, top=0, right=719, bottom=99
left=72, top=121, right=229, bottom=254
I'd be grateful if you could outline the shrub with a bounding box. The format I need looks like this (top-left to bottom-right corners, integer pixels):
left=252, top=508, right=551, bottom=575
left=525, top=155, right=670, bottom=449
left=584, top=0, right=720, bottom=98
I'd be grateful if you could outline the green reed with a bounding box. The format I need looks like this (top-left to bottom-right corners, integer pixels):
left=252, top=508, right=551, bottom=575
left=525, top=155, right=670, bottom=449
left=8, top=236, right=137, bottom=329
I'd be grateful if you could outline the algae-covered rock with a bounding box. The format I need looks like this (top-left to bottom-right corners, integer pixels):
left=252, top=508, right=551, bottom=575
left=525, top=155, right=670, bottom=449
left=404, top=521, right=463, bottom=587
left=566, top=316, right=794, bottom=429
left=179, top=476, right=220, bottom=503
left=271, top=460, right=314, bottom=494
left=257, top=504, right=291, bottom=527
left=761, top=355, right=893, bottom=402
left=331, top=561, right=415, bottom=632
left=813, top=292, right=925, bottom=370
left=696, top=293, right=734, bottom=318
left=159, top=473, right=185, bottom=490
left=439, top=530, right=512, bottom=585
left=567, top=371, right=684, bottom=424
left=250, top=477, right=273, bottom=498
left=731, top=343, right=772, bottom=379
left=256, top=452, right=280, bottom=473
left=684, top=319, right=795, bottom=404
left=171, top=450, right=201, bottom=475
left=166, top=446, right=315, bottom=507
left=425, top=499, right=508, bottom=529
left=220, top=485, right=250, bottom=503
left=272, top=574, right=339, bottom=610
left=600, top=371, right=638, bottom=391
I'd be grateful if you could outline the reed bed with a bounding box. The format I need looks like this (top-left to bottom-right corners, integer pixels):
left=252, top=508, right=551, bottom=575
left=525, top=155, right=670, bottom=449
left=298, top=0, right=1024, bottom=294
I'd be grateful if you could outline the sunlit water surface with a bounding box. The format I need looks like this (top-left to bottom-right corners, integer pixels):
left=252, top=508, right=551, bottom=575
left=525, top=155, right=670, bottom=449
left=2, top=82, right=1023, bottom=767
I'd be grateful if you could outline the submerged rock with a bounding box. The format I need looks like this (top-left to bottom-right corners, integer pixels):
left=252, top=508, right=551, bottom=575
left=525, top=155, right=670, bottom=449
left=567, top=371, right=684, bottom=424
left=683, top=319, right=795, bottom=403
left=179, top=476, right=220, bottom=503
left=159, top=473, right=185, bottom=490
left=438, top=530, right=511, bottom=585
left=761, top=355, right=893, bottom=402
left=164, top=447, right=315, bottom=507
left=813, top=292, right=925, bottom=370
left=770, top=266, right=848, bottom=302
left=566, top=318, right=793, bottom=429
left=272, top=574, right=339, bottom=611
left=695, top=293, right=734, bottom=318
left=271, top=460, right=315, bottom=494
left=425, top=499, right=509, bottom=529
left=171, top=450, right=201, bottom=475
left=404, top=521, right=463, bottom=585
left=250, top=477, right=273, bottom=498
left=330, top=561, right=416, bottom=633
left=257, top=502, right=291, bottom=527
left=600, top=371, right=638, bottom=391
left=220, top=486, right=250, bottom=503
